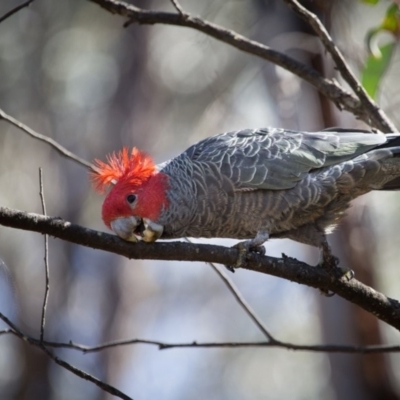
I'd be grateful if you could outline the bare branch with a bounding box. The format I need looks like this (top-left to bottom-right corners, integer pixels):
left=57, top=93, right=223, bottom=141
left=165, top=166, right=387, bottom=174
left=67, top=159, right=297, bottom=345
left=0, top=312, right=133, bottom=400
left=209, top=262, right=276, bottom=341
left=282, top=0, right=396, bottom=132
left=39, top=168, right=49, bottom=342
left=40, top=346, right=133, bottom=400
left=169, top=0, right=187, bottom=17
left=0, top=108, right=96, bottom=172
left=0, top=0, right=35, bottom=24
left=88, top=0, right=389, bottom=130
left=2, top=323, right=400, bottom=354
left=184, top=238, right=275, bottom=341
left=67, top=338, right=400, bottom=354
left=0, top=206, right=399, bottom=331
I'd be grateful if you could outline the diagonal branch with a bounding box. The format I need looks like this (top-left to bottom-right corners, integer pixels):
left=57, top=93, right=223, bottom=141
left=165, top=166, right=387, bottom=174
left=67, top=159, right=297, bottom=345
left=0, top=312, right=133, bottom=400
left=0, top=0, right=35, bottom=24
left=184, top=238, right=276, bottom=341
left=0, top=206, right=399, bottom=331
left=209, top=263, right=276, bottom=341
left=169, top=0, right=187, bottom=17
left=0, top=108, right=96, bottom=172
left=88, top=0, right=390, bottom=131
left=282, top=0, right=397, bottom=132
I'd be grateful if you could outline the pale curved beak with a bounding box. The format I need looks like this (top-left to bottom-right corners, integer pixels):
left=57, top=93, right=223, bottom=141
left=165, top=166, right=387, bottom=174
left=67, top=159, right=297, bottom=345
left=110, top=217, right=140, bottom=242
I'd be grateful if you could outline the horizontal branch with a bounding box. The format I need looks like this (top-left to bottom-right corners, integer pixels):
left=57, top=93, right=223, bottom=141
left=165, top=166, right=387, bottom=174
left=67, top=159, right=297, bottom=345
left=1, top=206, right=400, bottom=331
left=88, top=0, right=393, bottom=132
left=2, top=315, right=400, bottom=355
left=48, top=337, right=400, bottom=355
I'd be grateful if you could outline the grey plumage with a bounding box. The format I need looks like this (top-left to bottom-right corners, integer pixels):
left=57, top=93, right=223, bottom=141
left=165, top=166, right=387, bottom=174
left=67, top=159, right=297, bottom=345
left=157, top=127, right=400, bottom=249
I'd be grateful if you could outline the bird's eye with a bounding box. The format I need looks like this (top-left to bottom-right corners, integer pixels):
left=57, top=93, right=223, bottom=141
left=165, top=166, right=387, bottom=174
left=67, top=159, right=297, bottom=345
left=126, top=194, right=137, bottom=204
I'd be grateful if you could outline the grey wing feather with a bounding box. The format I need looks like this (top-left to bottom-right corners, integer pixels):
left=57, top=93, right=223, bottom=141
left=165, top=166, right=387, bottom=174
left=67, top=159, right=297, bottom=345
left=183, top=127, right=388, bottom=191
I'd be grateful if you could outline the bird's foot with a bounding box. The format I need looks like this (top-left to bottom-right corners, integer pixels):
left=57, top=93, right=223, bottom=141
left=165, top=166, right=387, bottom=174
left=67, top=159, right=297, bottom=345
left=319, top=266, right=355, bottom=297
left=225, top=231, right=269, bottom=272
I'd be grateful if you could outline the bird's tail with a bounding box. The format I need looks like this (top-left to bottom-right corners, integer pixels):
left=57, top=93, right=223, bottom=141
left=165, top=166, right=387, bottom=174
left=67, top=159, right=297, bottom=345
left=374, top=134, right=400, bottom=190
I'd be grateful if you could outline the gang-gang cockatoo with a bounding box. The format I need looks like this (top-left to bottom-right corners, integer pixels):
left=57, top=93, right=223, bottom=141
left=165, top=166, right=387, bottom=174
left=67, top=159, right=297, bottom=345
left=92, top=128, right=400, bottom=270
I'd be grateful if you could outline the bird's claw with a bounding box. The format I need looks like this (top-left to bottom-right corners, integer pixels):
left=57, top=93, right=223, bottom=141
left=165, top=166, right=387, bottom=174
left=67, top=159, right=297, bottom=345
left=319, top=268, right=355, bottom=297
left=320, top=289, right=335, bottom=297
left=320, top=254, right=339, bottom=273
left=224, top=240, right=266, bottom=272
left=342, top=268, right=355, bottom=281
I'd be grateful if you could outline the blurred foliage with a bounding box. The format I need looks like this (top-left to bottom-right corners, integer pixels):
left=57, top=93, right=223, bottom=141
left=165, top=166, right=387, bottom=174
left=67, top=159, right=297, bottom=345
left=361, top=1, right=399, bottom=99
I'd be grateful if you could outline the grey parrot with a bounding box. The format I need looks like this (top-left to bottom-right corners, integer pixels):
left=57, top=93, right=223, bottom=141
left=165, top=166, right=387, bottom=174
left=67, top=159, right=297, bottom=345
left=93, top=127, right=400, bottom=270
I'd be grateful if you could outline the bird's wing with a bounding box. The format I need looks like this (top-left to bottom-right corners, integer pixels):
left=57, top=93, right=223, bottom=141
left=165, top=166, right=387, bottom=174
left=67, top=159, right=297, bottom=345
left=183, top=127, right=388, bottom=191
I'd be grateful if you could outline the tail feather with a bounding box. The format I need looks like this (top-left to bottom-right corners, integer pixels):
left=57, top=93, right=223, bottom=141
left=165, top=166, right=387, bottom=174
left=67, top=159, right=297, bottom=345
left=376, top=133, right=400, bottom=150
left=375, top=138, right=400, bottom=190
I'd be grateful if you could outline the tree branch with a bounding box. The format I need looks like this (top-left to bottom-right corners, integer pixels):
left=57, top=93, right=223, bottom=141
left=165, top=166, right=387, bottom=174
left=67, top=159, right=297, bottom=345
left=39, top=168, right=49, bottom=343
left=88, top=0, right=395, bottom=132
left=1, top=206, right=399, bottom=331
left=0, top=0, right=35, bottom=24
left=1, top=314, right=400, bottom=355
left=282, top=0, right=397, bottom=132
left=0, top=312, right=133, bottom=400
left=0, top=108, right=96, bottom=172
left=184, top=238, right=276, bottom=341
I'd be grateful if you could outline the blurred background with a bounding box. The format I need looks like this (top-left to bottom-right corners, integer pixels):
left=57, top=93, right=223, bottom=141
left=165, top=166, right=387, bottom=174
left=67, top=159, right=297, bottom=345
left=0, top=0, right=400, bottom=399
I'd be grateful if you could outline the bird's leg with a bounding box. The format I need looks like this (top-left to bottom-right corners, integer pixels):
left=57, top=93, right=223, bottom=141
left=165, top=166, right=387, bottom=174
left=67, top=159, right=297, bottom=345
left=225, top=231, right=269, bottom=272
left=319, top=235, right=339, bottom=273
left=318, top=235, right=354, bottom=296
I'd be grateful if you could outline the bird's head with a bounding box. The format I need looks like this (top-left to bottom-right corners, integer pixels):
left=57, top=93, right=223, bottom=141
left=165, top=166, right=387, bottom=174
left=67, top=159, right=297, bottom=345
left=91, top=147, right=169, bottom=241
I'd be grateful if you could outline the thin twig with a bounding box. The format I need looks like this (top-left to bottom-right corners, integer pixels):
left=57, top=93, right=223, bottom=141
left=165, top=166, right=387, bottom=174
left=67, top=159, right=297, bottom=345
left=0, top=108, right=96, bottom=171
left=40, top=346, right=133, bottom=400
left=1, top=325, right=400, bottom=354
left=282, top=0, right=397, bottom=133
left=1, top=206, right=400, bottom=331
left=170, top=0, right=186, bottom=17
left=39, top=168, right=49, bottom=342
left=0, top=0, right=34, bottom=24
left=184, top=238, right=275, bottom=341
left=208, top=264, right=277, bottom=341
left=0, top=312, right=133, bottom=400
left=68, top=338, right=400, bottom=354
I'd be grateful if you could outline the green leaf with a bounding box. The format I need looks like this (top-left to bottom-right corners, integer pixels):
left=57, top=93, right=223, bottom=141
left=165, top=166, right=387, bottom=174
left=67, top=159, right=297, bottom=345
left=365, top=4, right=399, bottom=57
left=381, top=4, right=400, bottom=32
left=361, top=42, right=396, bottom=99
left=361, top=0, right=380, bottom=4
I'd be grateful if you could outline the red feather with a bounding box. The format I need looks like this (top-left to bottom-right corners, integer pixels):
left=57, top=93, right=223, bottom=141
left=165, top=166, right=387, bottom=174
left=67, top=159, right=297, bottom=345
left=91, top=147, right=156, bottom=192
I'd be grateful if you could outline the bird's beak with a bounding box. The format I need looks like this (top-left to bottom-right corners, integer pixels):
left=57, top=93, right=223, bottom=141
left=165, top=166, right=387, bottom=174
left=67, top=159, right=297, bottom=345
left=110, top=216, right=141, bottom=242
